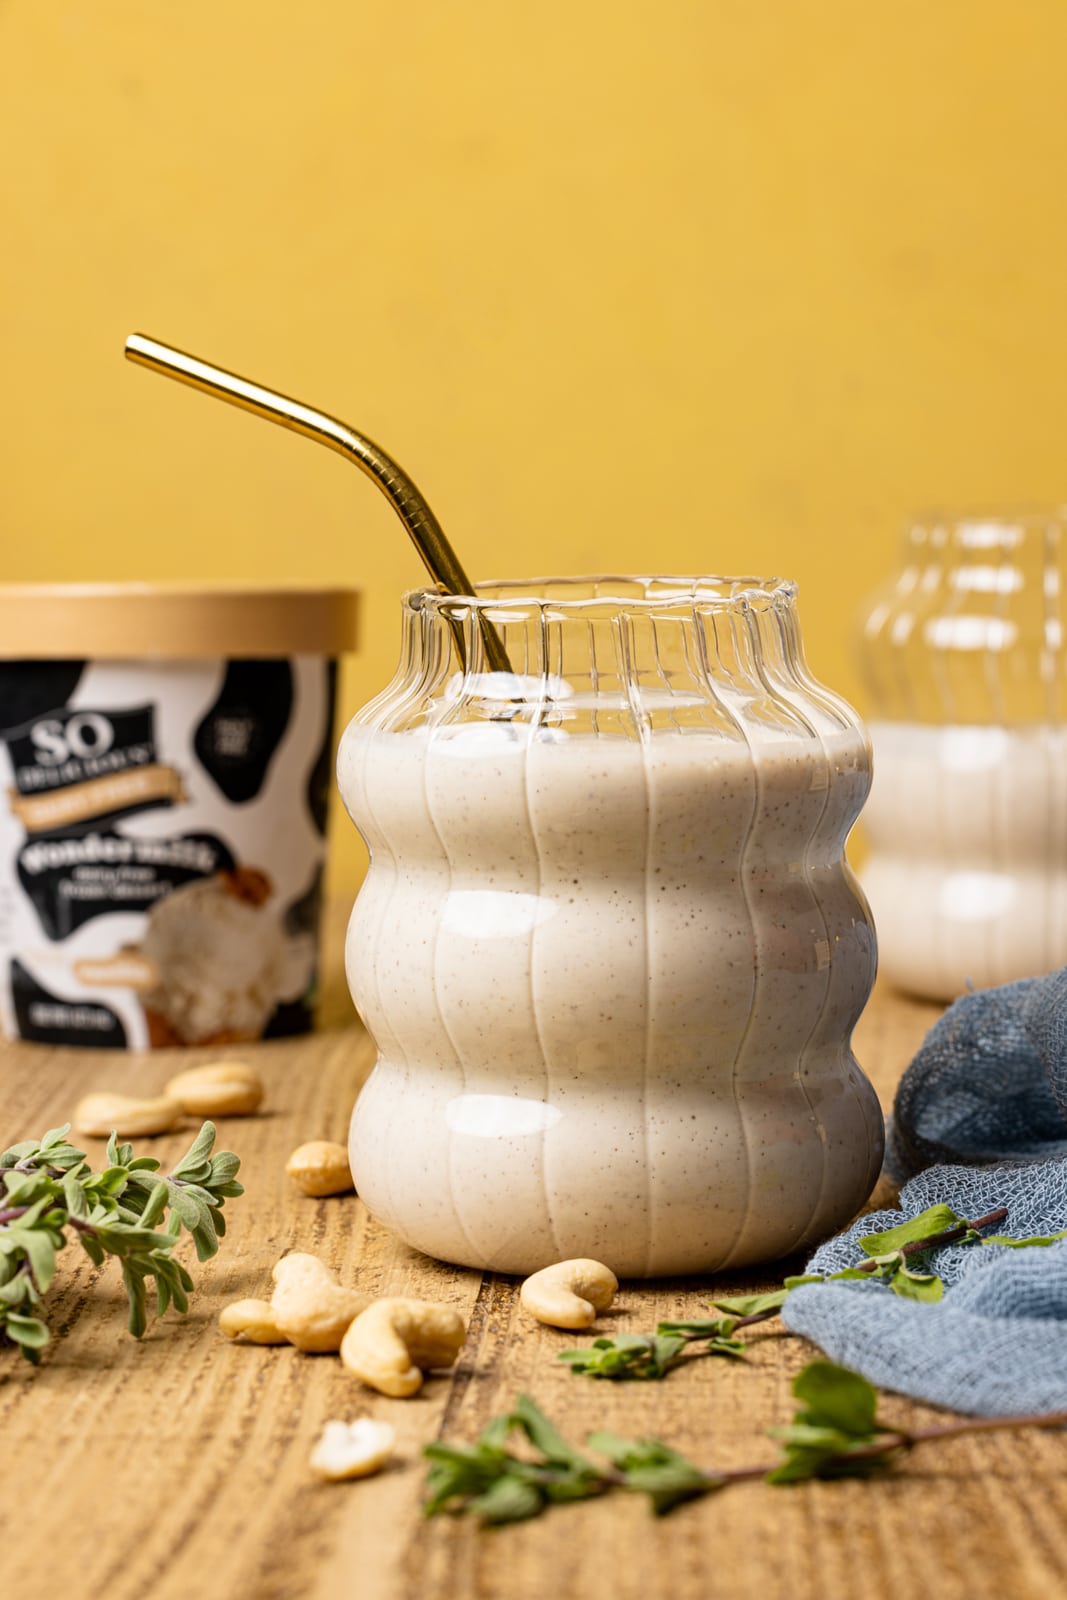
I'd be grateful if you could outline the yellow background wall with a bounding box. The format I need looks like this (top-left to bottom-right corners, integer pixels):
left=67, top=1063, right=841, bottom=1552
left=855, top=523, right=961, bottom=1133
left=3, top=2, right=1066, bottom=892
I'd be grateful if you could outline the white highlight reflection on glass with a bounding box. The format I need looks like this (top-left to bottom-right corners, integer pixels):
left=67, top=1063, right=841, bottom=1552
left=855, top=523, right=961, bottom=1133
left=445, top=672, right=574, bottom=703
left=446, top=1094, right=562, bottom=1139
left=442, top=890, right=557, bottom=939
left=940, top=726, right=1009, bottom=772
left=938, top=872, right=1015, bottom=921
left=949, top=563, right=1023, bottom=595
left=925, top=616, right=1018, bottom=651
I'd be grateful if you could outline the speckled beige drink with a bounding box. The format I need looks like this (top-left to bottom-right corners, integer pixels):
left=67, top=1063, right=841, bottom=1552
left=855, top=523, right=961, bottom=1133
left=863, top=721, right=1067, bottom=997
left=340, top=581, right=881, bottom=1277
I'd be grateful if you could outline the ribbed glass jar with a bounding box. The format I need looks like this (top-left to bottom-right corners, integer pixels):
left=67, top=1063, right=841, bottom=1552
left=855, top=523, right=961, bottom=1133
left=338, top=577, right=882, bottom=1275
left=857, top=515, right=1067, bottom=999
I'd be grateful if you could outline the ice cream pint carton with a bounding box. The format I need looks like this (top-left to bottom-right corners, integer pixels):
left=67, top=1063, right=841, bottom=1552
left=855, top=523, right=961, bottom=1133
left=0, top=584, right=358, bottom=1047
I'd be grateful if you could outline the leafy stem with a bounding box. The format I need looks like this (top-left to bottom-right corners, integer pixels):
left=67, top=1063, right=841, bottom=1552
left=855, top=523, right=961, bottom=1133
left=0, top=1121, right=243, bottom=1361
left=425, top=1364, right=1067, bottom=1523
left=563, top=1201, right=1062, bottom=1380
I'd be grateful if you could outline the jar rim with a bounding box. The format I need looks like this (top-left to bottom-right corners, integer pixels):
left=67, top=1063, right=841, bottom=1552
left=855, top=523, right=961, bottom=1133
left=405, top=574, right=798, bottom=616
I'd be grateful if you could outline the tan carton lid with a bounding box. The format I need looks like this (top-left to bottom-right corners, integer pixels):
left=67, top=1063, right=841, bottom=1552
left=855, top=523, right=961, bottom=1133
left=0, top=584, right=359, bottom=659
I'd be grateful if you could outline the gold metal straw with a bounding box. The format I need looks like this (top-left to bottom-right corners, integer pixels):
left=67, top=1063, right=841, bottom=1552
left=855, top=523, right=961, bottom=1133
left=124, top=333, right=510, bottom=673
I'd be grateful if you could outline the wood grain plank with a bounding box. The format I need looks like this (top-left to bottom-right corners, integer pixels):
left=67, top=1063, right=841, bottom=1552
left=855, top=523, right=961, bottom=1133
left=2, top=961, right=1064, bottom=1600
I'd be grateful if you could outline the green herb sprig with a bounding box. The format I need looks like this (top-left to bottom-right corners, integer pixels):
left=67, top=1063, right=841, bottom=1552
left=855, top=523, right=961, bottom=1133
left=0, top=1121, right=243, bottom=1361
left=563, top=1202, right=1067, bottom=1380
left=424, top=1361, right=1067, bottom=1524
left=559, top=1326, right=744, bottom=1381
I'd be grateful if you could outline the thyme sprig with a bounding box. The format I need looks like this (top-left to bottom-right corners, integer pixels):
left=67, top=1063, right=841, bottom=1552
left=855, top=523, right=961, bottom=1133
left=424, top=1361, right=1067, bottom=1523
left=563, top=1202, right=1067, bottom=1380
left=0, top=1121, right=243, bottom=1361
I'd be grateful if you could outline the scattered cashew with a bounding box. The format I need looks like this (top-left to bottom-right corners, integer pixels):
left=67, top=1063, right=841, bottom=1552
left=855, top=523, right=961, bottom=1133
left=340, top=1298, right=466, bottom=1397
left=270, top=1253, right=370, bottom=1353
left=309, top=1417, right=396, bottom=1482
left=219, top=1298, right=287, bottom=1344
left=165, top=1060, right=264, bottom=1118
left=519, top=1259, right=619, bottom=1329
left=286, top=1140, right=355, bottom=1197
left=73, top=1091, right=183, bottom=1139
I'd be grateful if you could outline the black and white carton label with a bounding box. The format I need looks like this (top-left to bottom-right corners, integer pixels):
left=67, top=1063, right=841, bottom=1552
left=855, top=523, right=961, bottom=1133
left=0, top=656, right=336, bottom=1048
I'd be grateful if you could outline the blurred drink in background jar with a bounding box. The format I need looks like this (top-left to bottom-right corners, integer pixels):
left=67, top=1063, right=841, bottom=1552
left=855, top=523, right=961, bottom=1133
left=857, top=512, right=1067, bottom=1000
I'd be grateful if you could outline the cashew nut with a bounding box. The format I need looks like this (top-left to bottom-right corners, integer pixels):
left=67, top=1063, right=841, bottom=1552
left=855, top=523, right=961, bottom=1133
left=519, top=1259, right=619, bottom=1329
left=269, top=1253, right=370, bottom=1353
left=73, top=1092, right=183, bottom=1139
left=309, top=1417, right=397, bottom=1481
left=340, top=1298, right=466, bottom=1397
left=165, top=1060, right=264, bottom=1118
left=219, top=1298, right=287, bottom=1344
left=286, top=1140, right=355, bottom=1197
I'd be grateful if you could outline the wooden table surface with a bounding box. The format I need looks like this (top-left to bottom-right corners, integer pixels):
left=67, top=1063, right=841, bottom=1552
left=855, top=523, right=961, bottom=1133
left=3, top=932, right=1065, bottom=1600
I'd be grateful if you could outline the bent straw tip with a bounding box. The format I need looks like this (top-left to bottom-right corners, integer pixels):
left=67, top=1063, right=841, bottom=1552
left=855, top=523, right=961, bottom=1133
left=124, top=332, right=161, bottom=362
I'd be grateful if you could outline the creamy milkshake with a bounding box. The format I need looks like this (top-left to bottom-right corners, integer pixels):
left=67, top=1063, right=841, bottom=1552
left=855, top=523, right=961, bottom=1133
left=341, top=655, right=880, bottom=1275
left=863, top=721, right=1067, bottom=997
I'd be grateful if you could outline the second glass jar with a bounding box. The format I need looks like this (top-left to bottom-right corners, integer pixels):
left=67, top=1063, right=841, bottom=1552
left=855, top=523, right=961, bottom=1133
left=857, top=513, right=1067, bottom=999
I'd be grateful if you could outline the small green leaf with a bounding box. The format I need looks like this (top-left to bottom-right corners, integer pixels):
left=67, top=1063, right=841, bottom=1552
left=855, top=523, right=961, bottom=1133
left=510, top=1394, right=592, bottom=1470
left=1, top=1138, right=40, bottom=1164
left=5, top=1313, right=51, bottom=1349
left=166, top=1186, right=205, bottom=1231
left=983, top=1230, right=1067, bottom=1249
left=210, top=1151, right=242, bottom=1184
left=76, top=1232, right=105, bottom=1267
left=213, top=1180, right=245, bottom=1200
left=422, top=1441, right=508, bottom=1516
left=773, top=1422, right=860, bottom=1450
left=173, top=1122, right=217, bottom=1176
left=123, top=1169, right=160, bottom=1195
left=657, top=1316, right=735, bottom=1338
left=468, top=1473, right=544, bottom=1525
left=137, top=1180, right=170, bottom=1230
left=95, top=1166, right=131, bottom=1198
left=708, top=1289, right=790, bottom=1318
left=889, top=1267, right=944, bottom=1303
left=2, top=1172, right=50, bottom=1206
left=477, top=1415, right=512, bottom=1453
left=585, top=1429, right=638, bottom=1467
left=39, top=1124, right=74, bottom=1152
left=62, top=1173, right=88, bottom=1219
left=10, top=1226, right=58, bottom=1293
left=791, top=1361, right=879, bottom=1437
left=857, top=1204, right=965, bottom=1256
left=122, top=1261, right=149, bottom=1338
left=190, top=1221, right=220, bottom=1262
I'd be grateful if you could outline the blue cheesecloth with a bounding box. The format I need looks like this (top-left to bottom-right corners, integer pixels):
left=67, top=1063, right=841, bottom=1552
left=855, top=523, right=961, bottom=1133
left=886, top=967, right=1067, bottom=1178
left=780, top=969, right=1067, bottom=1416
